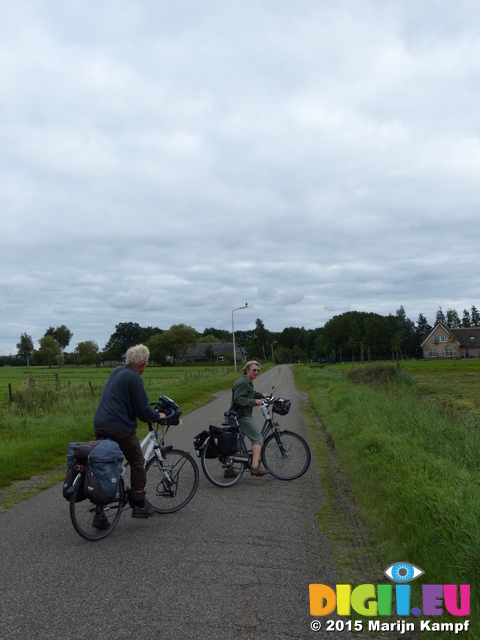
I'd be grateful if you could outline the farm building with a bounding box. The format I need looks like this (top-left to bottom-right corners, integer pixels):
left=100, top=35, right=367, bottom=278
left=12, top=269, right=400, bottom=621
left=421, top=322, right=480, bottom=359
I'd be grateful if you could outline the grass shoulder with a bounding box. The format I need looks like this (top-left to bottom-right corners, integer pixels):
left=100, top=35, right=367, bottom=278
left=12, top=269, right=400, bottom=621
left=293, top=361, right=480, bottom=639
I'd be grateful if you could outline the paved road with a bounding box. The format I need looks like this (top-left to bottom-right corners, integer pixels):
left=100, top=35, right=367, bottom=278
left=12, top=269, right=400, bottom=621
left=0, top=365, right=346, bottom=640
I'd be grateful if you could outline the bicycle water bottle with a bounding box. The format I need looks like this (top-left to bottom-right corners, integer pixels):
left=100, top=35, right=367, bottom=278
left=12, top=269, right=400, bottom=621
left=261, top=404, right=270, bottom=420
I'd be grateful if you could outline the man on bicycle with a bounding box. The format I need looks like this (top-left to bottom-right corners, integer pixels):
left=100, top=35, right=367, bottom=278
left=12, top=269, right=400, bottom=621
left=231, top=360, right=269, bottom=476
left=93, top=344, right=165, bottom=519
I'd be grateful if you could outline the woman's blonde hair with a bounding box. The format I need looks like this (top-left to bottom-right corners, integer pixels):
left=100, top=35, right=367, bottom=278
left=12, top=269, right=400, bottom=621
left=126, top=344, right=150, bottom=366
left=242, top=360, right=260, bottom=374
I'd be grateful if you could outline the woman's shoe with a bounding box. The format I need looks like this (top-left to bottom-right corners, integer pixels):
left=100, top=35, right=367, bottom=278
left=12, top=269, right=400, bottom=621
left=250, top=465, right=269, bottom=476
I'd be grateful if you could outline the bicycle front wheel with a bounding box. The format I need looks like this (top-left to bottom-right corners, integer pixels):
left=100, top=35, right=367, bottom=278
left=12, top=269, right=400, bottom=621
left=70, top=476, right=124, bottom=541
left=200, top=446, right=245, bottom=487
left=262, top=430, right=311, bottom=480
left=145, top=449, right=199, bottom=513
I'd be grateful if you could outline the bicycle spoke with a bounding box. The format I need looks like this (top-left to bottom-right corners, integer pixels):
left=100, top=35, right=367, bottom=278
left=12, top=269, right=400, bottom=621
left=145, top=450, right=199, bottom=513
left=262, top=430, right=311, bottom=480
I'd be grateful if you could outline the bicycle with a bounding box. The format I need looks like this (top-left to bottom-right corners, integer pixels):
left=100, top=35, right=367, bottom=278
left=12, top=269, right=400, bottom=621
left=196, top=388, right=311, bottom=487
left=69, top=396, right=199, bottom=541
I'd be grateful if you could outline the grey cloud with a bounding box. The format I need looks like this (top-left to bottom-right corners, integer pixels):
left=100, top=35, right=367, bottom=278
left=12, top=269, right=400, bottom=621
left=2, top=1, right=480, bottom=353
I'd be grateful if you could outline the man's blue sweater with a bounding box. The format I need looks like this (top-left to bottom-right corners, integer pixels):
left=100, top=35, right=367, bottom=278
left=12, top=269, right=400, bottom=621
left=93, top=365, right=158, bottom=433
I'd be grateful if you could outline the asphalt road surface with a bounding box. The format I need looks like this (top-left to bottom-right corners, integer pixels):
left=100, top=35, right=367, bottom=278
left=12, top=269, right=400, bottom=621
left=0, top=365, right=349, bottom=640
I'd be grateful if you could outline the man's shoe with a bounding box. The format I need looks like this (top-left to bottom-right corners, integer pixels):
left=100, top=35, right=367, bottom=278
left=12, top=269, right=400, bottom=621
left=131, top=503, right=155, bottom=519
left=224, top=467, right=238, bottom=479
left=92, top=513, right=110, bottom=530
left=250, top=465, right=269, bottom=476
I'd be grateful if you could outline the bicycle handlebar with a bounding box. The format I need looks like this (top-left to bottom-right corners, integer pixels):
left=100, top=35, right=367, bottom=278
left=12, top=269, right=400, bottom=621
left=149, top=402, right=178, bottom=424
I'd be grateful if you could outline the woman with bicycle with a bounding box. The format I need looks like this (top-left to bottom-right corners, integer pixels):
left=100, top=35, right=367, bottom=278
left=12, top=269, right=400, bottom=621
left=231, top=360, right=270, bottom=476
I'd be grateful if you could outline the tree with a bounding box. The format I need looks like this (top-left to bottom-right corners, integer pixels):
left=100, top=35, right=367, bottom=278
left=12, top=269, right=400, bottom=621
left=202, top=327, right=230, bottom=341
left=146, top=333, right=169, bottom=364
left=45, top=325, right=73, bottom=351
left=471, top=305, right=480, bottom=327
left=416, top=313, right=431, bottom=337
left=415, top=314, right=432, bottom=355
left=462, top=309, right=471, bottom=327
left=273, top=346, right=292, bottom=364
left=103, top=322, right=163, bottom=360
left=395, top=306, right=416, bottom=357
left=147, top=324, right=197, bottom=364
left=204, top=345, right=215, bottom=361
left=446, top=308, right=461, bottom=328
left=435, top=307, right=446, bottom=324
left=34, top=335, right=61, bottom=366
left=200, top=334, right=222, bottom=343
left=74, top=341, right=100, bottom=365
left=245, top=319, right=271, bottom=360
left=17, top=333, right=34, bottom=367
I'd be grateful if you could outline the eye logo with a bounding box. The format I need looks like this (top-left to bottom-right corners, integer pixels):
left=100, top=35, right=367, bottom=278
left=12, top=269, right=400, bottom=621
left=384, top=562, right=424, bottom=583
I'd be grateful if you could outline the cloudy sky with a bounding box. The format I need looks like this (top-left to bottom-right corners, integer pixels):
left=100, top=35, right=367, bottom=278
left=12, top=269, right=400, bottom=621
left=1, top=0, right=480, bottom=355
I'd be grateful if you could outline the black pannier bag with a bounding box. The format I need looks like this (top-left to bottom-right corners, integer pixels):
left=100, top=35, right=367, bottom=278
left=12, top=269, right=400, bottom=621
left=272, top=397, right=291, bottom=416
left=157, top=395, right=182, bottom=425
left=208, top=425, right=239, bottom=456
left=193, top=429, right=210, bottom=457
left=193, top=425, right=239, bottom=458
left=63, top=440, right=123, bottom=505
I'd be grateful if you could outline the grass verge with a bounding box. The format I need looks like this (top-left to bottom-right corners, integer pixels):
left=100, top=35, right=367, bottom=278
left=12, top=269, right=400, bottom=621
left=294, top=362, right=478, bottom=639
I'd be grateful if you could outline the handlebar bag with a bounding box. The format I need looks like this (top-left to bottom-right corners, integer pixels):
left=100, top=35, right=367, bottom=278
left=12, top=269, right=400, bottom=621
left=273, top=397, right=291, bottom=416
left=157, top=395, right=182, bottom=425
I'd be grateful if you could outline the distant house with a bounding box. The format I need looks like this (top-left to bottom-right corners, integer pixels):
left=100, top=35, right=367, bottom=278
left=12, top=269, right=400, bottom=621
left=178, top=342, right=246, bottom=363
left=421, top=323, right=480, bottom=359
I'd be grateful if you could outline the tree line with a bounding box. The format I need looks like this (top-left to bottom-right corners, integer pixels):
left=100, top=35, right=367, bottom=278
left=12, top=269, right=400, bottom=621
left=5, top=304, right=480, bottom=367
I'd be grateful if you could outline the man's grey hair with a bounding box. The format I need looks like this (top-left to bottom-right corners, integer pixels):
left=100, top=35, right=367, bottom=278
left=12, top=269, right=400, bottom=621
left=126, top=344, right=150, bottom=366
left=242, top=360, right=260, bottom=374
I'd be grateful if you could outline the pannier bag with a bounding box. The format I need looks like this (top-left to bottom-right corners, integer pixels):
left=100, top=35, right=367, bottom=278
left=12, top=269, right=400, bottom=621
left=272, top=397, right=291, bottom=416
left=63, top=441, right=99, bottom=502
left=63, top=440, right=123, bottom=505
left=157, top=395, right=182, bottom=425
left=193, top=429, right=219, bottom=459
left=193, top=430, right=210, bottom=457
left=193, top=425, right=239, bottom=458
left=208, top=425, right=239, bottom=456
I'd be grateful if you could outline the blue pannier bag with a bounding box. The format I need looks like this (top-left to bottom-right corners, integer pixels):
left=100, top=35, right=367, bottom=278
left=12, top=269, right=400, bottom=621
left=63, top=441, right=99, bottom=502
left=63, top=440, right=123, bottom=505
left=84, top=439, right=124, bottom=505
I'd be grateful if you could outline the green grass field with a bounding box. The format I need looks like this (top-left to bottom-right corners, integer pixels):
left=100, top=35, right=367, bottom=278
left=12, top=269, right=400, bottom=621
left=0, top=364, right=244, bottom=490
left=293, top=358, right=479, bottom=639
left=0, top=364, right=238, bottom=407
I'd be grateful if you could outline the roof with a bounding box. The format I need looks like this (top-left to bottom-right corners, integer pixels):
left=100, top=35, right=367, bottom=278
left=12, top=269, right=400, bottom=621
left=421, top=322, right=480, bottom=347
left=450, top=327, right=480, bottom=347
left=184, top=342, right=239, bottom=358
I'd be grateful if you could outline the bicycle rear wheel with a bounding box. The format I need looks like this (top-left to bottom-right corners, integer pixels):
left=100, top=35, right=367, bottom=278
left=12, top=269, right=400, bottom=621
left=70, top=475, right=124, bottom=541
left=262, top=430, right=311, bottom=480
left=145, top=449, right=199, bottom=513
left=201, top=446, right=245, bottom=487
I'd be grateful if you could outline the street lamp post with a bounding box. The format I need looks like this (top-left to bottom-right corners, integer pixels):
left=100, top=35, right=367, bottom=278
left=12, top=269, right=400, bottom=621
left=232, top=303, right=248, bottom=373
